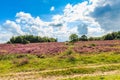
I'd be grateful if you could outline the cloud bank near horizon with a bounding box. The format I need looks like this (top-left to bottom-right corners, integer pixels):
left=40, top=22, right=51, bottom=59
left=0, top=0, right=120, bottom=43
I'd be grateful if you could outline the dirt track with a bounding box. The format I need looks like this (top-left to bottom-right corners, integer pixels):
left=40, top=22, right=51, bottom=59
left=1, top=63, right=120, bottom=80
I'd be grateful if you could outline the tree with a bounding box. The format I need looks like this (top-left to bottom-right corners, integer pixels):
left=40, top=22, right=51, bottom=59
left=111, top=32, right=118, bottom=39
left=69, top=34, right=79, bottom=42
left=79, top=35, right=88, bottom=41
left=10, top=36, right=16, bottom=43
left=22, top=39, right=30, bottom=44
left=7, top=35, right=57, bottom=44
left=104, top=34, right=113, bottom=40
left=116, top=35, right=120, bottom=39
left=14, top=36, right=23, bottom=43
left=88, top=37, right=94, bottom=41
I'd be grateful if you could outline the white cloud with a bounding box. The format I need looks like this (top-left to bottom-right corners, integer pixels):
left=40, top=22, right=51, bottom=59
left=0, top=11, right=78, bottom=43
left=91, top=0, right=120, bottom=32
left=60, top=1, right=105, bottom=36
left=50, top=6, right=55, bottom=11
left=3, top=20, right=24, bottom=35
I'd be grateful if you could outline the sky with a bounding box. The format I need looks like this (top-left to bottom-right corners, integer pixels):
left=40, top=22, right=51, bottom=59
left=0, top=0, right=120, bottom=43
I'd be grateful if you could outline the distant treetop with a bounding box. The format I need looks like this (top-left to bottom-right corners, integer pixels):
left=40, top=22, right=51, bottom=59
left=69, top=31, right=120, bottom=42
left=7, top=35, right=57, bottom=44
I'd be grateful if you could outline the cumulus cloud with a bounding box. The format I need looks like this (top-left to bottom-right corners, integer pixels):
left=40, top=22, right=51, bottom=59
left=0, top=11, right=78, bottom=43
left=0, top=0, right=120, bottom=43
left=3, top=20, right=24, bottom=35
left=91, top=0, right=120, bottom=32
left=50, top=6, right=55, bottom=11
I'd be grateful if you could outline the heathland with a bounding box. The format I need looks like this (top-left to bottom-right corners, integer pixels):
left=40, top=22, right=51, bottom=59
left=1, top=40, right=120, bottom=80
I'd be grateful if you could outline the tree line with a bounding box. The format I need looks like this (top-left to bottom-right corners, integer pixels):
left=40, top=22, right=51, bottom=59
left=7, top=35, right=57, bottom=44
left=69, top=31, right=120, bottom=42
left=7, top=31, right=120, bottom=44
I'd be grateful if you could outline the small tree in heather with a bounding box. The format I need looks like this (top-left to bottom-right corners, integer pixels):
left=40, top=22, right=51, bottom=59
left=69, top=34, right=79, bottom=42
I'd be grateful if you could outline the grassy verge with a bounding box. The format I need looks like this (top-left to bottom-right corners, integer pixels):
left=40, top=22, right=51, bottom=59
left=63, top=74, right=120, bottom=80
left=40, top=64, right=120, bottom=77
left=1, top=51, right=120, bottom=75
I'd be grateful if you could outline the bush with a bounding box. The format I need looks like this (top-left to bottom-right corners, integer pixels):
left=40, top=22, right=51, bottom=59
left=7, top=41, right=12, bottom=44
left=36, top=54, right=45, bottom=58
left=16, top=54, right=27, bottom=58
left=66, top=50, right=73, bottom=55
left=67, top=56, right=76, bottom=62
left=12, top=58, right=29, bottom=66
left=90, top=43, right=96, bottom=47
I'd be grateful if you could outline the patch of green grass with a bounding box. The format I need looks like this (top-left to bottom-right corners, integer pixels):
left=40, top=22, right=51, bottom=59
left=40, top=64, right=120, bottom=77
left=63, top=74, right=120, bottom=80
left=1, top=52, right=120, bottom=75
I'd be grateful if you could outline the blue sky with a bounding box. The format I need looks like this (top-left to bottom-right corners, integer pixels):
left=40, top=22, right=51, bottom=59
left=0, top=0, right=120, bottom=43
left=0, top=0, right=84, bottom=22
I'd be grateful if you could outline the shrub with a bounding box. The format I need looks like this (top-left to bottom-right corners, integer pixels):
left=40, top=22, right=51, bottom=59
left=65, top=42, right=69, bottom=45
left=12, top=58, right=29, bottom=66
left=7, top=41, right=12, bottom=44
left=16, top=54, right=27, bottom=58
left=36, top=54, right=45, bottom=58
left=67, top=56, right=76, bottom=62
left=90, top=43, right=96, bottom=47
left=66, top=50, right=73, bottom=55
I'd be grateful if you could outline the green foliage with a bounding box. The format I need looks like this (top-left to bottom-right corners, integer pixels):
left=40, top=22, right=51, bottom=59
left=12, top=58, right=29, bottom=66
left=103, top=31, right=120, bottom=40
left=88, top=37, right=94, bottom=41
left=7, top=35, right=57, bottom=44
left=1, top=52, right=120, bottom=77
left=66, top=50, right=73, bottom=55
left=63, top=75, right=120, bottom=80
left=10, top=36, right=16, bottom=43
left=69, top=34, right=79, bottom=42
left=41, top=64, right=120, bottom=77
left=116, top=35, right=120, bottom=39
left=66, top=56, right=76, bottom=63
left=22, top=39, right=30, bottom=44
left=89, top=43, right=96, bottom=47
left=88, top=37, right=102, bottom=41
left=79, top=35, right=88, bottom=41
left=103, top=33, right=114, bottom=40
left=6, top=41, right=12, bottom=44
left=88, top=31, right=120, bottom=41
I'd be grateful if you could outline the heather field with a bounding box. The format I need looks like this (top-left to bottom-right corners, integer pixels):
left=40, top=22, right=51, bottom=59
left=1, top=40, right=120, bottom=54
left=74, top=40, right=120, bottom=53
left=0, top=42, right=67, bottom=55
left=1, top=40, right=120, bottom=80
left=0, top=0, right=120, bottom=80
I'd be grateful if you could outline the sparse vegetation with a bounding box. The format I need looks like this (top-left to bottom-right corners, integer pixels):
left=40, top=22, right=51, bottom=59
left=1, top=52, right=120, bottom=75
left=12, top=57, right=29, bottom=66
left=63, top=74, right=120, bottom=80
left=89, top=43, right=96, bottom=47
